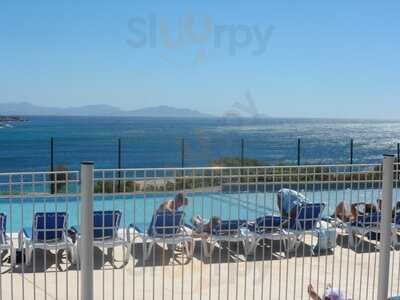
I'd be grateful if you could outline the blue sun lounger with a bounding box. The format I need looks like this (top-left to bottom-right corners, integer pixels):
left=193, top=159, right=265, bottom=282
left=132, top=211, right=194, bottom=262
left=243, top=215, right=296, bottom=255
left=0, top=213, right=15, bottom=266
left=346, top=212, right=381, bottom=248
left=350, top=212, right=398, bottom=249
left=346, top=212, right=400, bottom=249
left=71, top=210, right=131, bottom=266
left=288, top=203, right=336, bottom=251
left=19, top=212, right=76, bottom=265
left=245, top=203, right=327, bottom=254
left=191, top=219, right=248, bottom=258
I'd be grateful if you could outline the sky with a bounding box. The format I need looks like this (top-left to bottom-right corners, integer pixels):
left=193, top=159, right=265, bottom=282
left=0, top=1, right=399, bottom=118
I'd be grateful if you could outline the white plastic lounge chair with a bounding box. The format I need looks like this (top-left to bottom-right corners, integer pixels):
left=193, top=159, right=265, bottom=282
left=346, top=212, right=399, bottom=249
left=287, top=203, right=327, bottom=249
left=245, top=203, right=328, bottom=255
left=243, top=215, right=296, bottom=255
left=19, top=212, right=76, bottom=265
left=132, top=211, right=194, bottom=262
left=71, top=210, right=131, bottom=267
left=346, top=212, right=381, bottom=248
left=0, top=213, right=15, bottom=266
left=191, top=218, right=249, bottom=258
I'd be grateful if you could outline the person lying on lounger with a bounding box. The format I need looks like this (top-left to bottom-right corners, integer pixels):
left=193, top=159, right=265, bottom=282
left=156, top=192, right=189, bottom=214
left=333, top=201, right=377, bottom=222
left=308, top=284, right=346, bottom=300
left=333, top=197, right=400, bottom=222
left=191, top=216, right=222, bottom=233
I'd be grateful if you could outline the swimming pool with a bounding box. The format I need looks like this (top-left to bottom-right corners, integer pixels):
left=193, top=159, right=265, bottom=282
left=1, top=187, right=396, bottom=232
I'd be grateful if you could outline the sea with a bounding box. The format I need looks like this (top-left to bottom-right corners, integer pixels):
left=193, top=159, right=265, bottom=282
left=0, top=116, right=399, bottom=172
left=1, top=116, right=400, bottom=229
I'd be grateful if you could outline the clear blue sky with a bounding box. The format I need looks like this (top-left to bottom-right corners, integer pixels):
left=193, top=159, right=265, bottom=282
left=0, top=1, right=399, bottom=118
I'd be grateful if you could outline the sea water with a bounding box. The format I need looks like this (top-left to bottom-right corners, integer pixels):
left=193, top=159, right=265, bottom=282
left=0, top=116, right=399, bottom=172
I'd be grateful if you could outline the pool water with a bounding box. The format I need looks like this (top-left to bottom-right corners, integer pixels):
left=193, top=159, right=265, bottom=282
left=0, top=188, right=397, bottom=233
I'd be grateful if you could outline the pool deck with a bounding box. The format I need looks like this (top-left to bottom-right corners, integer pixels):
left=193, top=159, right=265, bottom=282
left=1, top=234, right=400, bottom=299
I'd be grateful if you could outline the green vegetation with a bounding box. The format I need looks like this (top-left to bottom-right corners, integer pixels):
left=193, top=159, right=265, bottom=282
left=211, top=156, right=265, bottom=167
left=50, top=165, right=69, bottom=194
left=90, top=156, right=386, bottom=194
left=1, top=156, right=393, bottom=196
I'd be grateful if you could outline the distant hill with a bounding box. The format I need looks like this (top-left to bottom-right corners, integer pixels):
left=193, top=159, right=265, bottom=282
left=0, top=102, right=214, bottom=118
left=128, top=105, right=214, bottom=118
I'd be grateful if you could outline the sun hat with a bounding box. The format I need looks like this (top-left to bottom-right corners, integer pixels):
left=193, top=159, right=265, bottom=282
left=323, top=287, right=346, bottom=300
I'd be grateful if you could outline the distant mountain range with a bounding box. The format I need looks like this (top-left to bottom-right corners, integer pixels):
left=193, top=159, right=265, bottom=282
left=0, top=102, right=214, bottom=118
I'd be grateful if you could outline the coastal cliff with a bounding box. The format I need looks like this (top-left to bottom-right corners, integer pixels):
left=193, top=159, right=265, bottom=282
left=0, top=115, right=25, bottom=122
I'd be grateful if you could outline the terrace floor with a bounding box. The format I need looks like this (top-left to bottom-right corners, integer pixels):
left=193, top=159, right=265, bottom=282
left=1, top=234, right=400, bottom=300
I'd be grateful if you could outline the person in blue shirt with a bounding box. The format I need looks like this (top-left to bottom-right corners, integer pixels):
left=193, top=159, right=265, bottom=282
left=277, top=188, right=308, bottom=218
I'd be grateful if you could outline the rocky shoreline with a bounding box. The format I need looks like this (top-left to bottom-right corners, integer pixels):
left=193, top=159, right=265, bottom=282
left=0, top=115, right=25, bottom=122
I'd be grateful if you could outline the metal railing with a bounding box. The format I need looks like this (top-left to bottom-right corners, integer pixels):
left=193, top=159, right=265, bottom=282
left=2, top=137, right=400, bottom=172
left=0, top=158, right=399, bottom=299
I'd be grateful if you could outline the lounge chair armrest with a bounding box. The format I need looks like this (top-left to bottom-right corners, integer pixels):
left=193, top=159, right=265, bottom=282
left=67, top=226, right=80, bottom=243
left=127, top=224, right=139, bottom=241
left=63, top=229, right=74, bottom=243
left=126, top=225, right=134, bottom=242
left=183, top=223, right=195, bottom=234
left=18, top=227, right=32, bottom=248
left=240, top=228, right=254, bottom=236
left=20, top=227, right=32, bottom=239
left=321, top=217, right=334, bottom=222
left=70, top=226, right=80, bottom=233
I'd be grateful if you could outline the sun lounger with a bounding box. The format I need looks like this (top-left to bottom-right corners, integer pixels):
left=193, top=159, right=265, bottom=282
left=71, top=210, right=131, bottom=267
left=287, top=203, right=328, bottom=251
left=243, top=215, right=297, bottom=255
left=132, top=211, right=194, bottom=262
left=191, top=218, right=248, bottom=257
left=346, top=212, right=381, bottom=248
left=245, top=203, right=327, bottom=255
left=19, top=212, right=76, bottom=265
left=0, top=213, right=15, bottom=266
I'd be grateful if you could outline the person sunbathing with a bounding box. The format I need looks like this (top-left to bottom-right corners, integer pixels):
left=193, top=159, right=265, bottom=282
left=333, top=201, right=377, bottom=222
left=191, top=216, right=222, bottom=233
left=156, top=192, right=188, bottom=214
left=333, top=197, right=400, bottom=222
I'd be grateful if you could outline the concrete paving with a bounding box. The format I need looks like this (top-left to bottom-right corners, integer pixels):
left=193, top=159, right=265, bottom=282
left=1, top=235, right=399, bottom=300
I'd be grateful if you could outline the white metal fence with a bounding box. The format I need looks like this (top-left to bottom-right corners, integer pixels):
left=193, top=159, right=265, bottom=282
left=0, top=157, right=399, bottom=299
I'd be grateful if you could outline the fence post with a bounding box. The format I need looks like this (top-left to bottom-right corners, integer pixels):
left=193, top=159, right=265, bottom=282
left=181, top=138, right=185, bottom=168
left=297, top=138, right=301, bottom=166
left=118, top=138, right=122, bottom=192
left=80, top=162, right=94, bottom=300
left=377, top=154, right=394, bottom=300
left=118, top=138, right=122, bottom=169
left=50, top=137, right=54, bottom=172
left=50, top=137, right=55, bottom=194
left=396, top=143, right=400, bottom=180
left=350, top=139, right=354, bottom=165
left=241, top=139, right=244, bottom=167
